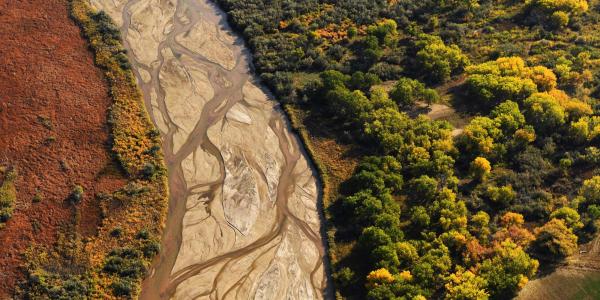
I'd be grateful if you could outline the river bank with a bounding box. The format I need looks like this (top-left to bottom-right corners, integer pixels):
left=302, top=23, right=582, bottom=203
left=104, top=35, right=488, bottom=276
left=90, top=0, right=329, bottom=298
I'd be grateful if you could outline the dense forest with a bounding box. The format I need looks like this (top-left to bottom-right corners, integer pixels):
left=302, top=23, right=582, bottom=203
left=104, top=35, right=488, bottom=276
left=214, top=0, right=600, bottom=299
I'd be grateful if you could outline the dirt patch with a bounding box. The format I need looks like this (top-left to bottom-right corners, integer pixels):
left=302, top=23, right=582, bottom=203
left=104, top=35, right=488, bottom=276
left=518, top=236, right=600, bottom=299
left=0, top=0, right=126, bottom=296
left=424, top=103, right=471, bottom=136
left=376, top=77, right=471, bottom=137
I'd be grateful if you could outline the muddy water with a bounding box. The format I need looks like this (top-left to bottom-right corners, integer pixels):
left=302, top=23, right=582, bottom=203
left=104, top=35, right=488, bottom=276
left=90, top=0, right=329, bottom=298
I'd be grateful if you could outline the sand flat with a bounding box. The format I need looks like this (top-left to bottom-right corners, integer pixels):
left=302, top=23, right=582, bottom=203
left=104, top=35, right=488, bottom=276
left=91, top=0, right=329, bottom=299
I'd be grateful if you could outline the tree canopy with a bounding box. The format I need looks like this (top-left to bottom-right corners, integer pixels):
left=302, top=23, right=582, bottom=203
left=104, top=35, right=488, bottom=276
left=213, top=0, right=600, bottom=298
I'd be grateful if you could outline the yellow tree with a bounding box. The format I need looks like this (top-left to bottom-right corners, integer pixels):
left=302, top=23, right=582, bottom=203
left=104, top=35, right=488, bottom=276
left=471, top=157, right=491, bottom=181
left=366, top=268, right=395, bottom=288
left=533, top=218, right=578, bottom=258
left=445, top=267, right=489, bottom=300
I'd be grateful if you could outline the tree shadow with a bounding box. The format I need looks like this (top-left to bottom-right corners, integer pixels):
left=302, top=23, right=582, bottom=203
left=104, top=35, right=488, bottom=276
left=301, top=102, right=373, bottom=158
left=447, top=82, right=484, bottom=115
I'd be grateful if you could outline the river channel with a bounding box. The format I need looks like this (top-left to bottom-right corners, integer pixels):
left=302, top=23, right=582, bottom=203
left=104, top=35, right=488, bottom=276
left=90, top=0, right=329, bottom=298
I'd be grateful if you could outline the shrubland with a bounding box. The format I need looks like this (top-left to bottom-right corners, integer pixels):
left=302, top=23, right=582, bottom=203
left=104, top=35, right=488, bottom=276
left=19, top=1, right=168, bottom=298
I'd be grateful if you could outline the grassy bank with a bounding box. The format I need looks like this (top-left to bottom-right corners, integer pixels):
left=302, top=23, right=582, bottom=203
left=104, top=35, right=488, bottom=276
left=283, top=103, right=361, bottom=295
left=20, top=1, right=169, bottom=298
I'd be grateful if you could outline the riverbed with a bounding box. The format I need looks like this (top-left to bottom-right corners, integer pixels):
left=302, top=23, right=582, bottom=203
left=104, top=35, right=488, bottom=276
left=89, top=0, right=328, bottom=298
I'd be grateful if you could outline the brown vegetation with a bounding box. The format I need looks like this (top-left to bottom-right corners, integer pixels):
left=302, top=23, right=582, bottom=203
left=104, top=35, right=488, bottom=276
left=0, top=0, right=126, bottom=296
left=284, top=104, right=362, bottom=267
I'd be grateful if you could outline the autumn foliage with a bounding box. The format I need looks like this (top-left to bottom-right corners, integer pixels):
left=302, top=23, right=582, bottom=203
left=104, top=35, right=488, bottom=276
left=21, top=1, right=169, bottom=299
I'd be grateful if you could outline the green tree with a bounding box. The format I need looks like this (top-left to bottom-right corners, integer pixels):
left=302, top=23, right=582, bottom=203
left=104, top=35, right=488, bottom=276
left=370, top=86, right=397, bottom=110
left=458, top=117, right=502, bottom=157
left=0, top=168, right=17, bottom=225
left=350, top=156, right=404, bottom=195
left=412, top=244, right=453, bottom=289
left=372, top=244, right=401, bottom=271
left=335, top=267, right=355, bottom=289
left=485, top=185, right=516, bottom=206
left=523, top=92, right=566, bottom=134
left=344, top=190, right=383, bottom=226
left=350, top=71, right=381, bottom=92
left=390, top=78, right=439, bottom=107
left=320, top=70, right=349, bottom=90
left=367, top=19, right=398, bottom=46
left=348, top=26, right=358, bottom=39
left=550, top=11, right=570, bottom=29
left=490, top=101, right=526, bottom=133
left=431, top=151, right=456, bottom=179
left=327, top=87, right=373, bottom=121
left=69, top=185, right=85, bottom=204
left=375, top=213, right=404, bottom=242
left=444, top=267, right=489, bottom=300
left=410, top=206, right=431, bottom=229
left=533, top=218, right=578, bottom=258
left=580, top=176, right=600, bottom=204
left=478, top=240, right=538, bottom=299
left=346, top=171, right=387, bottom=196
left=569, top=116, right=600, bottom=143
left=360, top=226, right=393, bottom=251
left=366, top=284, right=396, bottom=300
left=423, top=88, right=441, bottom=107
left=530, top=0, right=588, bottom=13
left=408, top=175, right=439, bottom=203
left=364, top=35, right=384, bottom=64
left=430, top=188, right=469, bottom=232
left=469, top=211, right=491, bottom=239
left=550, top=207, right=583, bottom=230
left=362, top=108, right=411, bottom=154
left=465, top=74, right=536, bottom=108
left=415, top=34, right=469, bottom=83
left=569, top=117, right=590, bottom=143
left=396, top=241, right=419, bottom=268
